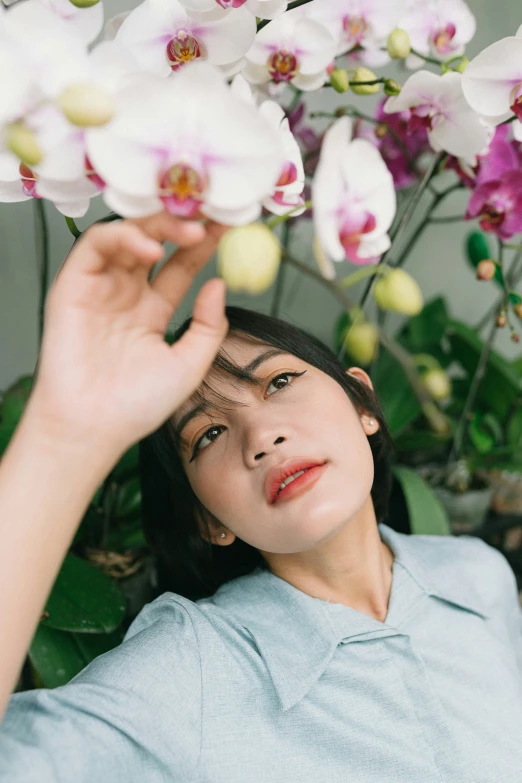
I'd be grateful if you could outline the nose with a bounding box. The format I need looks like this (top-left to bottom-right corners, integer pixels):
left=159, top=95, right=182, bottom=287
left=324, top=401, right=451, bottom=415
left=253, top=435, right=285, bottom=461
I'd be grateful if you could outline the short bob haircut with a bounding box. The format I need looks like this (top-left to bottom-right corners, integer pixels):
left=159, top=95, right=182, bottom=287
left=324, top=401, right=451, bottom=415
left=139, top=306, right=395, bottom=601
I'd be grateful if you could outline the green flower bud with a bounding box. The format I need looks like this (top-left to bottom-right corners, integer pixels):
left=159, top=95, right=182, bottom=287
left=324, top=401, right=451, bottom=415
left=59, top=84, right=114, bottom=127
left=330, top=68, right=350, bottom=94
left=514, top=303, right=522, bottom=320
left=350, top=67, right=380, bottom=95
left=68, top=0, right=101, bottom=7
left=5, top=123, right=42, bottom=166
left=386, top=28, right=411, bottom=59
left=383, top=79, right=401, bottom=96
left=456, top=57, right=469, bottom=74
left=421, top=368, right=452, bottom=401
left=373, top=268, right=424, bottom=315
left=342, top=321, right=379, bottom=366
left=217, top=223, right=281, bottom=295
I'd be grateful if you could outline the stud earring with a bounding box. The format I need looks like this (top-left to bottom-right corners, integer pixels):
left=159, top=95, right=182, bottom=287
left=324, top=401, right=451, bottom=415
left=219, top=532, right=226, bottom=538
left=369, top=418, right=374, bottom=425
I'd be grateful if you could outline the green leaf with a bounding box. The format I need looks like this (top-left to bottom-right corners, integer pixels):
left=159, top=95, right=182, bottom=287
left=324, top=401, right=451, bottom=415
left=42, top=553, right=126, bottom=633
left=399, top=296, right=449, bottom=352
left=468, top=412, right=501, bottom=454
left=111, top=443, right=140, bottom=481
left=1, top=376, right=34, bottom=426
left=394, top=429, right=452, bottom=453
left=372, top=347, right=421, bottom=437
left=446, top=320, right=521, bottom=420
left=465, top=231, right=503, bottom=287
left=29, top=625, right=85, bottom=688
left=392, top=465, right=451, bottom=536
left=507, top=406, right=522, bottom=448
left=509, top=291, right=522, bottom=306
left=114, top=476, right=141, bottom=519
left=513, top=356, right=522, bottom=379
left=29, top=624, right=125, bottom=688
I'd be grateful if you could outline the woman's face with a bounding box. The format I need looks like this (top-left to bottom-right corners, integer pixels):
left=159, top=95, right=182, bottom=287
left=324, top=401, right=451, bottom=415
left=172, top=334, right=379, bottom=555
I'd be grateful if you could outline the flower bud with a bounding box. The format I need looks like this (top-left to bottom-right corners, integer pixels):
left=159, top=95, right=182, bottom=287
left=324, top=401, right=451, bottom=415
left=386, top=29, right=411, bottom=59
left=5, top=123, right=42, bottom=166
left=343, top=321, right=379, bottom=366
left=217, top=223, right=281, bottom=295
left=421, top=368, right=451, bottom=401
left=496, top=312, right=507, bottom=328
left=59, top=84, right=114, bottom=127
left=383, top=79, right=401, bottom=97
left=513, top=302, right=522, bottom=320
left=476, top=259, right=496, bottom=280
left=68, top=0, right=101, bottom=7
left=351, top=68, right=380, bottom=95
left=512, top=332, right=520, bottom=343
left=330, top=68, right=349, bottom=94
left=373, top=269, right=423, bottom=315
left=456, top=57, right=469, bottom=74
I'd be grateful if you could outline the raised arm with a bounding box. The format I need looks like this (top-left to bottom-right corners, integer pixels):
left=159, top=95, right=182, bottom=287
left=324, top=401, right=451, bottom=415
left=0, top=212, right=230, bottom=719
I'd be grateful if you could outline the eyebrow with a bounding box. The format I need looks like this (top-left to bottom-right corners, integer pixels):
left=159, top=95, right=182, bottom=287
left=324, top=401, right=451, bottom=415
left=173, top=348, right=289, bottom=442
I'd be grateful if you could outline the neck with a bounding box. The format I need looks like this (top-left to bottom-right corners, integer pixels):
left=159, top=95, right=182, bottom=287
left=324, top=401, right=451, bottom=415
left=262, top=496, right=394, bottom=622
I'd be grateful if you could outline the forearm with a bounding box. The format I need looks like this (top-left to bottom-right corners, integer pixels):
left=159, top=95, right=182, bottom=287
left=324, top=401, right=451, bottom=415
left=0, top=402, right=121, bottom=719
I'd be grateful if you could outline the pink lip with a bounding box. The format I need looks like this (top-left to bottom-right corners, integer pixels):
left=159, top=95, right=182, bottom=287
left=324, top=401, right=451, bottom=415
left=271, top=463, right=328, bottom=506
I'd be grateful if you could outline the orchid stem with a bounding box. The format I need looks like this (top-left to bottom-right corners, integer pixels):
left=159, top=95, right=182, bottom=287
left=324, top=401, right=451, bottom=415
left=257, top=0, right=314, bottom=30
left=339, top=265, right=388, bottom=290
left=34, top=199, right=49, bottom=351
left=409, top=47, right=444, bottom=66
left=65, top=216, right=82, bottom=239
left=266, top=200, right=312, bottom=228
left=271, top=221, right=292, bottom=318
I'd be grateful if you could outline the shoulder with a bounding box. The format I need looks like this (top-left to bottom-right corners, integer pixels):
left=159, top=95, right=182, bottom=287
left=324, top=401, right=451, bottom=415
left=404, top=530, right=518, bottom=613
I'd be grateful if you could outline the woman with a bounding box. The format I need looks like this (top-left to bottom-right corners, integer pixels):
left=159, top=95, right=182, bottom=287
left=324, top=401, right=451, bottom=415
left=0, top=212, right=521, bottom=782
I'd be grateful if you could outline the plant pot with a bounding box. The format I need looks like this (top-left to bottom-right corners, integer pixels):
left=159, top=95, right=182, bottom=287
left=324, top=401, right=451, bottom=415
left=478, top=469, right=522, bottom=515
left=416, top=462, right=494, bottom=534
left=432, top=485, right=494, bottom=534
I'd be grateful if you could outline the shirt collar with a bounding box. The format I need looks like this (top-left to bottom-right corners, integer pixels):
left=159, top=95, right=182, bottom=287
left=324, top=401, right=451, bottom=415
left=207, top=523, right=489, bottom=712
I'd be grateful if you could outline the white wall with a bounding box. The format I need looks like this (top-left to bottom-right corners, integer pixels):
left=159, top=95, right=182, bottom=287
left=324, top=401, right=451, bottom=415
left=1, top=0, right=520, bottom=391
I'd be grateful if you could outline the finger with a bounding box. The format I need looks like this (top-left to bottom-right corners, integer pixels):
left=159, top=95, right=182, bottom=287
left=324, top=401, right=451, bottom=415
left=71, top=222, right=165, bottom=275
left=167, top=278, right=229, bottom=402
left=150, top=221, right=232, bottom=309
left=129, top=211, right=206, bottom=246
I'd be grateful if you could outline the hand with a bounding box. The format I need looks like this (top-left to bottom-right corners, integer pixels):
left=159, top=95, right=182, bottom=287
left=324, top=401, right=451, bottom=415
left=27, top=212, right=231, bottom=458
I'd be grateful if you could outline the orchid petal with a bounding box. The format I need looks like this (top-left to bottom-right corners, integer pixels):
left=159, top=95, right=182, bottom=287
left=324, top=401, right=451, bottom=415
left=103, top=187, right=163, bottom=217
left=202, top=201, right=261, bottom=224
left=197, top=8, right=256, bottom=64
left=246, top=0, right=287, bottom=20
left=462, top=37, right=522, bottom=118
left=0, top=180, right=31, bottom=202
left=53, top=197, right=91, bottom=218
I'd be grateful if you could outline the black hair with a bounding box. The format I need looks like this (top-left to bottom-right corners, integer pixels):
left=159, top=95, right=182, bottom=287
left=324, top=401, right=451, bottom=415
left=139, top=305, right=395, bottom=601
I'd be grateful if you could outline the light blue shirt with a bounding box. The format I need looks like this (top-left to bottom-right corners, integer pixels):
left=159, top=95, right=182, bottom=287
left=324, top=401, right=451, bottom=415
left=2, top=523, right=522, bottom=782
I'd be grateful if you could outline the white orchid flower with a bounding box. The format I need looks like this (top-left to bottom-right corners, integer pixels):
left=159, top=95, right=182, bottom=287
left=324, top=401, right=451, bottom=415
left=400, top=0, right=475, bottom=68
left=113, top=0, right=255, bottom=77
left=305, top=0, right=405, bottom=67
left=462, top=25, right=522, bottom=142
left=243, top=10, right=337, bottom=91
left=178, top=0, right=287, bottom=21
left=230, top=75, right=305, bottom=216
left=40, top=0, right=104, bottom=45
left=85, top=62, right=284, bottom=222
left=312, top=116, right=396, bottom=270
left=383, top=70, right=491, bottom=165
left=0, top=153, right=100, bottom=217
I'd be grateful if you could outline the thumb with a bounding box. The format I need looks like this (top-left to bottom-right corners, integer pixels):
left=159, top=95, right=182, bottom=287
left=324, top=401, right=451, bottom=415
left=168, top=278, right=228, bottom=401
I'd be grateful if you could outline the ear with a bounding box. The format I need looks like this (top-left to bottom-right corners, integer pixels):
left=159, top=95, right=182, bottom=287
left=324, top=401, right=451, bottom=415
left=195, top=506, right=236, bottom=546
left=345, top=366, right=380, bottom=436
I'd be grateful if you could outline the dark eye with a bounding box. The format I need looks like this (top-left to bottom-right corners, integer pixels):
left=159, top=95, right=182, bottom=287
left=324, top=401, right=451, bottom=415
left=189, top=370, right=306, bottom=461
